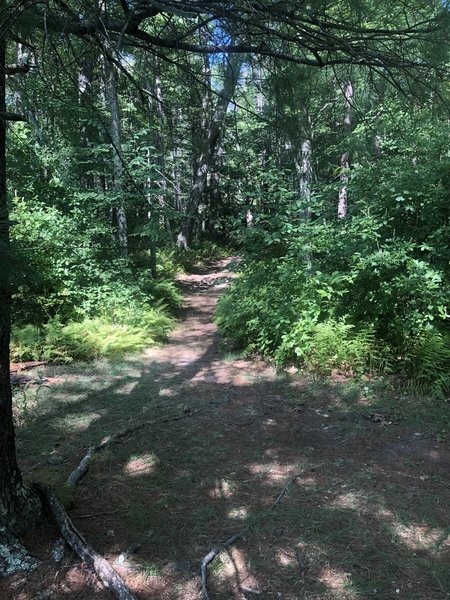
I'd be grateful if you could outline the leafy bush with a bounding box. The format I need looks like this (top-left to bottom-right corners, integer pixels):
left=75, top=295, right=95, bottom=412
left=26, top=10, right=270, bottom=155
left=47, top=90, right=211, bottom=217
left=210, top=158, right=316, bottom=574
left=9, top=191, right=181, bottom=362
left=277, top=319, right=382, bottom=375
left=217, top=151, right=449, bottom=394
left=401, top=331, right=450, bottom=398
left=140, top=278, right=183, bottom=313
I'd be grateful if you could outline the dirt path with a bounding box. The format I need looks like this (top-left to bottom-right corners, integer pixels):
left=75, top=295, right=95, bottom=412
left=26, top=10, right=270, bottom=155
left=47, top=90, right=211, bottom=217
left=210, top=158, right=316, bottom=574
left=4, top=258, right=450, bottom=600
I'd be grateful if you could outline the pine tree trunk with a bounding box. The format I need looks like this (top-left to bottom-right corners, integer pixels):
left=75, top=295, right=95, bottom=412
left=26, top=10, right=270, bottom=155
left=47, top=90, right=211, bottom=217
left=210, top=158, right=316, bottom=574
left=104, top=56, right=128, bottom=255
left=0, top=32, right=41, bottom=558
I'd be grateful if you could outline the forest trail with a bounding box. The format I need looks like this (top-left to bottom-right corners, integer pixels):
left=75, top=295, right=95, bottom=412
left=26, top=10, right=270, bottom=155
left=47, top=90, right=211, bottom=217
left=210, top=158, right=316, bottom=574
left=4, top=259, right=450, bottom=600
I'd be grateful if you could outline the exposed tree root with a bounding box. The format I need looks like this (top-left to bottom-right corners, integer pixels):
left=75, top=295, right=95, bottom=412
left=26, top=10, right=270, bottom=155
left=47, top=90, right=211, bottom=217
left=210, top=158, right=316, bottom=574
left=66, top=409, right=199, bottom=488
left=0, top=528, right=41, bottom=577
left=200, top=473, right=301, bottom=600
left=34, top=410, right=199, bottom=597
left=34, top=483, right=138, bottom=600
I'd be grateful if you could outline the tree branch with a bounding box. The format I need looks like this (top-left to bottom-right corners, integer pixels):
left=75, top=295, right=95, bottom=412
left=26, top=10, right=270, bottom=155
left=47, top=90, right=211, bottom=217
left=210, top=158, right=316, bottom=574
left=0, top=112, right=27, bottom=122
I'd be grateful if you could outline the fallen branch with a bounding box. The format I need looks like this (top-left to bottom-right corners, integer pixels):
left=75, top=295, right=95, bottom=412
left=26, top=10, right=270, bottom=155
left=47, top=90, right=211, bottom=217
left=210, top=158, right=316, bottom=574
left=239, top=585, right=262, bottom=595
left=66, top=409, right=198, bottom=488
left=201, top=532, right=243, bottom=600
left=200, top=473, right=301, bottom=600
left=34, top=483, right=138, bottom=600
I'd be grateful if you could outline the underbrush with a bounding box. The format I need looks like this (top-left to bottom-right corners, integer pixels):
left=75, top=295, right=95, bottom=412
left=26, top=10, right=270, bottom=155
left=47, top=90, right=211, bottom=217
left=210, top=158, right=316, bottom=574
left=10, top=198, right=184, bottom=362
left=217, top=255, right=449, bottom=398
left=10, top=198, right=231, bottom=363
left=11, top=306, right=175, bottom=363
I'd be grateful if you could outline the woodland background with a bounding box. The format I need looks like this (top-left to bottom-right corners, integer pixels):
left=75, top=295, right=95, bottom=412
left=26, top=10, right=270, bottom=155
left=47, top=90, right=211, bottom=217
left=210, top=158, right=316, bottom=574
left=5, top=3, right=449, bottom=397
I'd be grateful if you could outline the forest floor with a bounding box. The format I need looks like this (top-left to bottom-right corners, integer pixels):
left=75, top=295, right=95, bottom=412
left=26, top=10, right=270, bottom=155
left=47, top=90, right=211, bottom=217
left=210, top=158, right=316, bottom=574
left=3, top=257, right=450, bottom=600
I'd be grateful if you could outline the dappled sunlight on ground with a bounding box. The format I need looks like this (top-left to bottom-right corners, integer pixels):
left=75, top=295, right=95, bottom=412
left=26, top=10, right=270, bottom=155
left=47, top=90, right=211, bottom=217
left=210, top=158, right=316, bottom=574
left=5, top=257, right=449, bottom=600
left=124, top=452, right=159, bottom=477
left=214, top=546, right=261, bottom=594
left=331, top=491, right=370, bottom=512
left=227, top=506, right=248, bottom=520
left=51, top=410, right=105, bottom=433
left=318, top=565, right=357, bottom=598
left=209, top=478, right=235, bottom=499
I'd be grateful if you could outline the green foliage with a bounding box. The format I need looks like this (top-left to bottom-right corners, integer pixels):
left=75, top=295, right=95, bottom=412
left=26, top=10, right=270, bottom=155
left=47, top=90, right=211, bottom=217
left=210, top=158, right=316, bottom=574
left=141, top=278, right=183, bottom=313
left=217, top=109, right=449, bottom=395
left=401, top=331, right=450, bottom=398
left=11, top=306, right=174, bottom=363
left=278, top=319, right=381, bottom=375
left=9, top=186, right=179, bottom=362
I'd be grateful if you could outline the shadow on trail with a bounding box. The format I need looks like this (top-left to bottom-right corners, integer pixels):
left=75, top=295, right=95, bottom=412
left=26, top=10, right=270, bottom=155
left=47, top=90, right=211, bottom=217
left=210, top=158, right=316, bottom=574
left=7, top=258, right=450, bottom=600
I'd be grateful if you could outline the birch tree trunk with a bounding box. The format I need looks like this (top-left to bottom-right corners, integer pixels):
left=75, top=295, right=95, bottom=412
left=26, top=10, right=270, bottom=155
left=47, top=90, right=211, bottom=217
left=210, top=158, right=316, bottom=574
left=295, top=137, right=312, bottom=222
left=154, top=67, right=168, bottom=220
left=178, top=53, right=243, bottom=247
left=78, top=57, right=96, bottom=190
left=338, top=81, right=353, bottom=219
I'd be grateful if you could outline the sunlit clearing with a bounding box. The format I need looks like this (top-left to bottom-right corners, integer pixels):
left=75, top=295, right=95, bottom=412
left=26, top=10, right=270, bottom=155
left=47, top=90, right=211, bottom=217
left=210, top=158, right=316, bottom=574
left=227, top=506, right=248, bottom=519
left=124, top=452, right=158, bottom=476
left=209, top=478, right=235, bottom=499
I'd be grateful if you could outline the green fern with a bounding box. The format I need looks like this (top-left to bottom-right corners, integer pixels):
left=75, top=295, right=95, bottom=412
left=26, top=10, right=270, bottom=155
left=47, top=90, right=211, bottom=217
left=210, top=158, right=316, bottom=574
left=403, top=331, right=450, bottom=397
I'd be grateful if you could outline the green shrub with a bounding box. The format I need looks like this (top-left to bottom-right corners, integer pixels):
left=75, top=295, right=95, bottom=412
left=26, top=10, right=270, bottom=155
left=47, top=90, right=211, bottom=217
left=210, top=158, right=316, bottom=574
left=217, top=247, right=448, bottom=394
left=277, top=318, right=382, bottom=375
left=141, top=278, right=183, bottom=313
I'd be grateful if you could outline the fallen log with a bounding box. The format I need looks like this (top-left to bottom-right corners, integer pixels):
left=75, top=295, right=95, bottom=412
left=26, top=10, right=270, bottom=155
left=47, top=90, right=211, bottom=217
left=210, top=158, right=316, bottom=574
left=10, top=361, right=46, bottom=373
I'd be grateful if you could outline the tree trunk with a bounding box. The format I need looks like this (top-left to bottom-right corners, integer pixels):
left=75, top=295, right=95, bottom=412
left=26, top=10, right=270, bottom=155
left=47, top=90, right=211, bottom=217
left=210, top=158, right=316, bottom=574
left=338, top=81, right=353, bottom=219
left=78, top=56, right=96, bottom=190
left=207, top=148, right=222, bottom=241
left=295, top=137, right=312, bottom=222
left=145, top=60, right=169, bottom=277
left=178, top=53, right=243, bottom=247
left=171, top=108, right=183, bottom=216
left=0, top=33, right=41, bottom=572
left=104, top=55, right=128, bottom=255
left=150, top=60, right=169, bottom=226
